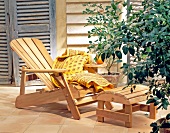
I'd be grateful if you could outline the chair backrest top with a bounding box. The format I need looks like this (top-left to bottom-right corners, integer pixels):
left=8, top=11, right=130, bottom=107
left=10, top=38, right=55, bottom=90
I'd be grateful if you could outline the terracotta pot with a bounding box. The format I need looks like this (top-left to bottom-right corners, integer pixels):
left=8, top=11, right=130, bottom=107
left=159, top=128, right=170, bottom=133
left=156, top=118, right=170, bottom=133
left=101, top=72, right=120, bottom=87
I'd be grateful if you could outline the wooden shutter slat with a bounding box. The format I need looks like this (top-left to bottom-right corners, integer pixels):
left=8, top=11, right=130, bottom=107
left=17, top=5, right=49, bottom=9
left=0, top=61, right=8, bottom=64
left=17, top=1, right=48, bottom=5
left=18, top=20, right=49, bottom=25
left=17, top=16, right=49, bottom=21
left=17, top=12, right=49, bottom=17
left=17, top=9, right=49, bottom=13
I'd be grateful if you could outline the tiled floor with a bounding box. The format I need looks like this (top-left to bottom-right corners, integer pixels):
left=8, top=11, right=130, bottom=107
left=0, top=85, right=169, bottom=133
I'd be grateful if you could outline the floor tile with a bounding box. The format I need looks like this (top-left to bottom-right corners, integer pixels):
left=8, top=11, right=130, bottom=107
left=0, top=123, right=29, bottom=133
left=24, top=125, right=61, bottom=133
left=32, top=114, right=66, bottom=125
left=58, top=125, right=94, bottom=133
left=95, top=117, right=125, bottom=127
left=0, top=107, right=16, bottom=116
left=0, top=116, right=7, bottom=121
left=2, top=115, right=38, bottom=124
left=127, top=128, right=152, bottom=133
left=93, top=126, right=128, bottom=133
left=64, top=117, right=96, bottom=125
left=12, top=108, right=42, bottom=115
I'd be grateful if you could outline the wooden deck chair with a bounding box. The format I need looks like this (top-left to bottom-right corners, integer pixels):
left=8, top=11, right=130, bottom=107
left=10, top=38, right=112, bottom=120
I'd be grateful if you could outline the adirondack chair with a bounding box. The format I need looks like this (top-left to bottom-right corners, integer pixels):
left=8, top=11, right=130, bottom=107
left=10, top=38, right=113, bottom=120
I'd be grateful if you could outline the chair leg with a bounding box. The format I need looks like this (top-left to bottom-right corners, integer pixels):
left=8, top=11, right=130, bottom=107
left=97, top=100, right=105, bottom=122
left=150, top=103, right=156, bottom=119
left=125, top=104, right=132, bottom=128
left=20, top=66, right=27, bottom=95
left=60, top=74, right=81, bottom=120
left=66, top=98, right=81, bottom=120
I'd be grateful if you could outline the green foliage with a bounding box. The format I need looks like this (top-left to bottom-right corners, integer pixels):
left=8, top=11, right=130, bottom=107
left=119, top=0, right=170, bottom=131
left=83, top=1, right=126, bottom=74
left=121, top=0, right=170, bottom=109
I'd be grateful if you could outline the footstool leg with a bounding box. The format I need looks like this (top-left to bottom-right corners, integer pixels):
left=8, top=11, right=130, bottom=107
left=97, top=100, right=105, bottom=122
left=125, top=104, right=132, bottom=128
left=105, top=102, right=113, bottom=110
left=150, top=103, right=156, bottom=119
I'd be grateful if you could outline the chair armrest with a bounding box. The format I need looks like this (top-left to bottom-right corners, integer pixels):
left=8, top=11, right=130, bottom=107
left=84, top=63, right=106, bottom=73
left=22, top=68, right=67, bottom=73
left=84, top=63, right=106, bottom=68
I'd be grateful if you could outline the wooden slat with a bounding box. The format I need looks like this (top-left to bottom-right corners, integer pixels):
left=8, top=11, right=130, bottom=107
left=15, top=89, right=66, bottom=108
left=18, top=25, right=49, bottom=32
left=125, top=90, right=148, bottom=99
left=17, top=5, right=49, bottom=10
left=66, top=0, right=111, bottom=3
left=129, top=94, right=148, bottom=104
left=23, top=68, right=67, bottom=73
left=10, top=39, right=54, bottom=89
left=67, top=14, right=89, bottom=24
left=74, top=95, right=97, bottom=106
left=17, top=9, right=49, bottom=13
left=32, top=38, right=53, bottom=67
left=18, top=20, right=49, bottom=25
left=0, top=55, right=8, bottom=58
left=67, top=36, right=98, bottom=45
left=22, top=38, right=52, bottom=69
left=17, top=1, right=49, bottom=5
left=67, top=2, right=111, bottom=13
left=67, top=25, right=94, bottom=34
left=17, top=12, right=49, bottom=17
left=116, top=86, right=148, bottom=95
left=0, top=62, right=8, bottom=65
left=0, top=58, right=8, bottom=61
left=17, top=16, right=49, bottom=21
left=0, top=76, right=9, bottom=78
left=97, top=108, right=130, bottom=122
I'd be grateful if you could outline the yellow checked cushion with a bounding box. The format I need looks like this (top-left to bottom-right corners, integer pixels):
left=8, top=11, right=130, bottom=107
left=52, top=54, right=90, bottom=87
left=69, top=73, right=114, bottom=91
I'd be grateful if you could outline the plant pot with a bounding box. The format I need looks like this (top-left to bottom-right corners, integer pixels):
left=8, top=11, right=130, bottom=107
left=156, top=118, right=170, bottom=133
left=159, top=128, right=170, bottom=133
left=101, top=72, right=120, bottom=87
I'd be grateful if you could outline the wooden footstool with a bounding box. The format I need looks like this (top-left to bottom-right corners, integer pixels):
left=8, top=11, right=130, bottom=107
left=96, top=85, right=157, bottom=128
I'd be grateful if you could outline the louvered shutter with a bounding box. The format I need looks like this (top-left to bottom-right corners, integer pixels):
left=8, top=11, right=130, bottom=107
left=10, top=0, right=56, bottom=86
left=0, top=0, right=12, bottom=84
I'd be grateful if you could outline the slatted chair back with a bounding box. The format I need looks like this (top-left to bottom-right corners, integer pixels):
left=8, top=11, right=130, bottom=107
left=10, top=38, right=55, bottom=90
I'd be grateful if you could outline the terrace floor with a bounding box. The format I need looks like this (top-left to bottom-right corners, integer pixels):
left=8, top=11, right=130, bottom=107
left=0, top=85, right=169, bottom=133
